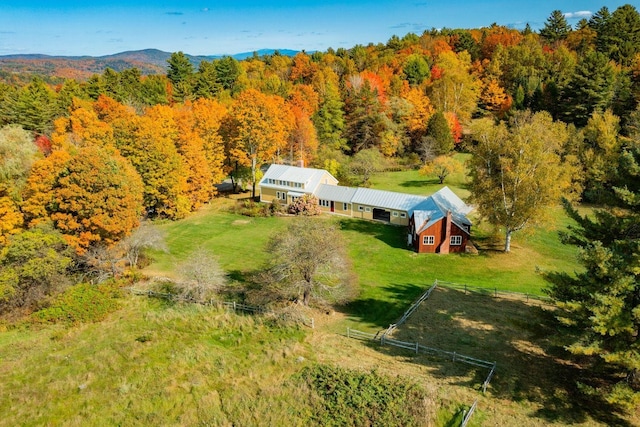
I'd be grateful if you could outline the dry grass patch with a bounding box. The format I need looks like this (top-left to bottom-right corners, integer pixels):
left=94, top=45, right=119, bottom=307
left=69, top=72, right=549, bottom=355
left=386, top=287, right=636, bottom=426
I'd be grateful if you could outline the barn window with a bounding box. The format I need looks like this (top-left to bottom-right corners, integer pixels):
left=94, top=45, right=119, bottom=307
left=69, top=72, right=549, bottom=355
left=392, top=212, right=399, bottom=217
left=450, top=235, right=462, bottom=245
left=400, top=213, right=406, bottom=218
left=358, top=206, right=364, bottom=211
left=364, top=207, right=371, bottom=212
left=423, top=235, right=435, bottom=245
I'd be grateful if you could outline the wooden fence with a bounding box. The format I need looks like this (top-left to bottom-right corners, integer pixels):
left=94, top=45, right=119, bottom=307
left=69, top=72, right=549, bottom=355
left=460, top=399, right=478, bottom=427
left=346, top=279, right=511, bottom=426
left=128, top=288, right=314, bottom=328
left=434, top=279, right=552, bottom=305
left=381, top=282, right=437, bottom=339
left=348, top=328, right=496, bottom=387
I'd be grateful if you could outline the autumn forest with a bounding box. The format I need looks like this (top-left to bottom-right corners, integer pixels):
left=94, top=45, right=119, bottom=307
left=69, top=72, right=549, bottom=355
left=2, top=4, right=640, bottom=421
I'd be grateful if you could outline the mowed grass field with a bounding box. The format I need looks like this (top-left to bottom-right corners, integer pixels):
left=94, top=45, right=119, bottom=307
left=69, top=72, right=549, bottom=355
left=147, top=164, right=581, bottom=331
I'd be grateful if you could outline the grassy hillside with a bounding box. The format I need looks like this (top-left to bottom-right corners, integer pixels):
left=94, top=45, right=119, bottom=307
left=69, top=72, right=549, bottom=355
left=3, top=168, right=607, bottom=426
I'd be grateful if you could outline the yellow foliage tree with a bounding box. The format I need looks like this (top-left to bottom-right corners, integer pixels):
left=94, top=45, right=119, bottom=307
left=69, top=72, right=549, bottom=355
left=51, top=98, right=114, bottom=150
left=226, top=89, right=294, bottom=197
left=468, top=112, right=573, bottom=252
left=429, top=51, right=480, bottom=124
left=419, top=155, right=463, bottom=184
left=480, top=78, right=511, bottom=116
left=0, top=192, right=23, bottom=246
left=403, top=87, right=435, bottom=144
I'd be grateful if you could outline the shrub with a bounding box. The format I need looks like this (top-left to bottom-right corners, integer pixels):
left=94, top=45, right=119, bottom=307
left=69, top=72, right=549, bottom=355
left=296, top=364, right=431, bottom=426
left=32, top=281, right=123, bottom=325
left=287, top=194, right=321, bottom=216
left=233, top=200, right=272, bottom=217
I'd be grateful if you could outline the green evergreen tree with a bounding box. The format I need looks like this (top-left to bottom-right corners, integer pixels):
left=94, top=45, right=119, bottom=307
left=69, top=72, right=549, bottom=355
left=313, top=80, right=347, bottom=151
left=194, top=60, right=221, bottom=99
left=426, top=111, right=454, bottom=155
left=545, top=142, right=640, bottom=409
left=167, top=51, right=194, bottom=102
left=561, top=50, right=615, bottom=127
left=597, top=4, right=640, bottom=66
left=13, top=77, right=56, bottom=134
left=403, top=54, right=430, bottom=87
left=539, top=10, right=572, bottom=44
left=214, top=56, right=242, bottom=94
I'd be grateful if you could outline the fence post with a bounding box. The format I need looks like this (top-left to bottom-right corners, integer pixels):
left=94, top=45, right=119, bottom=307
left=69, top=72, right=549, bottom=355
left=464, top=284, right=467, bottom=294
left=453, top=351, right=456, bottom=362
left=415, top=341, right=419, bottom=354
left=233, top=301, right=236, bottom=311
left=347, top=328, right=350, bottom=338
left=311, top=318, right=315, bottom=329
left=494, top=288, right=497, bottom=298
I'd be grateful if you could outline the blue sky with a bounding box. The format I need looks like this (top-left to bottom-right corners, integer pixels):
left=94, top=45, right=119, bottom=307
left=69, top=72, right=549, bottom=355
left=0, top=1, right=632, bottom=56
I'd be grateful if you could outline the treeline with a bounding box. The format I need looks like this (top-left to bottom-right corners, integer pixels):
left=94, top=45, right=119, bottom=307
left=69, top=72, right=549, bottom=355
left=1, top=4, right=639, bottom=313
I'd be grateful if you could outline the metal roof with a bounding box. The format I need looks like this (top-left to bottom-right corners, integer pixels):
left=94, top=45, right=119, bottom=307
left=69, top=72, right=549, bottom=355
left=412, top=187, right=472, bottom=234
left=315, top=184, right=358, bottom=203
left=259, top=164, right=338, bottom=193
left=351, top=187, right=428, bottom=211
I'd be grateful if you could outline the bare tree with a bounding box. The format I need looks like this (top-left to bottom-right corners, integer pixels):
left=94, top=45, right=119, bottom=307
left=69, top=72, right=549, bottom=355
left=175, top=247, right=227, bottom=302
left=261, top=217, right=356, bottom=306
left=119, top=222, right=168, bottom=269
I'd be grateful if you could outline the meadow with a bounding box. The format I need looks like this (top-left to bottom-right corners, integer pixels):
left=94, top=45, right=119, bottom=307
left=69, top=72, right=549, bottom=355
left=4, top=167, right=622, bottom=427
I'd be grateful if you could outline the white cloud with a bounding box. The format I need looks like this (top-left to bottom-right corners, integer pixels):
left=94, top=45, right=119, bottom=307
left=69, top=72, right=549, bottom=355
left=563, top=11, right=592, bottom=19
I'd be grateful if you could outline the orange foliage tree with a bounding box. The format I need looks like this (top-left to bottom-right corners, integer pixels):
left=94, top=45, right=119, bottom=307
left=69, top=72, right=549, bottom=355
left=134, top=105, right=190, bottom=219
left=190, top=98, right=227, bottom=188
left=22, top=146, right=143, bottom=254
left=174, top=103, right=215, bottom=210
left=225, top=89, right=294, bottom=197
left=51, top=98, right=114, bottom=150
left=444, top=112, right=463, bottom=145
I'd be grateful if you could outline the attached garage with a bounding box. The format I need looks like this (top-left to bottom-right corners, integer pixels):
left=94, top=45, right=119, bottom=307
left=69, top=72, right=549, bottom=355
left=372, top=208, right=391, bottom=222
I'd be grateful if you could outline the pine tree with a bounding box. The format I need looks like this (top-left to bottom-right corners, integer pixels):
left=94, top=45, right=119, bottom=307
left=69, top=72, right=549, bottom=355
left=545, top=141, right=640, bottom=408
left=539, top=10, right=572, bottom=44
left=426, top=111, right=454, bottom=155
left=561, top=50, right=615, bottom=127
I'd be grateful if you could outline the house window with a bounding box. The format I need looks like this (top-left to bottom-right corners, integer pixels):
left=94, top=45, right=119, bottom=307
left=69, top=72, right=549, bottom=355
left=343, top=203, right=349, bottom=211
left=423, top=235, right=435, bottom=245
left=364, top=207, right=371, bottom=212
left=319, top=199, right=330, bottom=207
left=400, top=213, right=406, bottom=218
left=358, top=206, right=364, bottom=211
left=392, top=212, right=399, bottom=217
left=450, top=235, right=462, bottom=245
left=276, top=191, right=281, bottom=199
left=280, top=192, right=287, bottom=201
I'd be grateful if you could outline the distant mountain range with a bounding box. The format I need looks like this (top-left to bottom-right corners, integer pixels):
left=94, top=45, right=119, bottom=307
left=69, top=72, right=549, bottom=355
left=0, top=48, right=301, bottom=81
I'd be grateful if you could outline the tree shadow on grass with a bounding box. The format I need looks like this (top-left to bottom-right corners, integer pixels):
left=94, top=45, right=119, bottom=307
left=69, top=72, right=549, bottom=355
left=336, top=282, right=427, bottom=329
left=370, top=287, right=633, bottom=426
left=338, top=218, right=407, bottom=250
left=398, top=178, right=439, bottom=189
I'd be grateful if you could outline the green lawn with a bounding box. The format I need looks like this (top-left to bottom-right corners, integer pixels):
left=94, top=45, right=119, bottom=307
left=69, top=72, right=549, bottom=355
left=146, top=168, right=581, bottom=331
left=370, top=153, right=471, bottom=199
